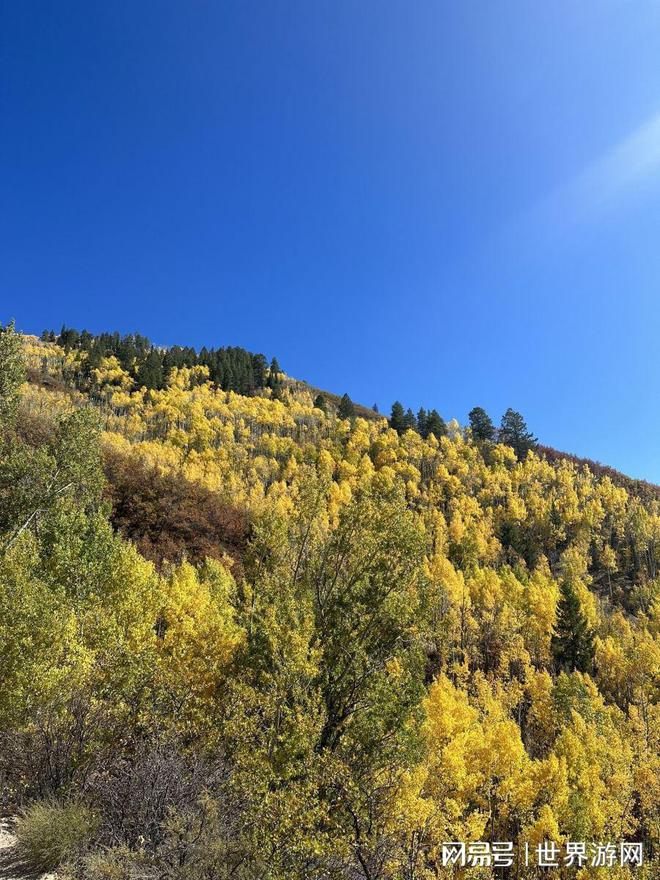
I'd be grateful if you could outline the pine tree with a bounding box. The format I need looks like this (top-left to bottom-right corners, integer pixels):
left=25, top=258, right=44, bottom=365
left=314, top=394, right=327, bottom=412
left=338, top=393, right=355, bottom=420
left=390, top=401, right=405, bottom=434
left=58, top=325, right=80, bottom=351
left=468, top=406, right=495, bottom=443
left=223, top=364, right=235, bottom=391
left=403, top=408, right=417, bottom=431
left=551, top=581, right=595, bottom=673
left=372, top=403, right=379, bottom=414
left=252, top=354, right=268, bottom=388
left=417, top=407, right=428, bottom=438
left=267, top=357, right=282, bottom=392
left=499, top=408, right=537, bottom=458
left=426, top=409, right=447, bottom=440
left=136, top=349, right=165, bottom=390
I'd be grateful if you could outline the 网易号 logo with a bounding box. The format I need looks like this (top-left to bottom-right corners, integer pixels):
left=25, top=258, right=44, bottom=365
left=441, top=840, right=643, bottom=869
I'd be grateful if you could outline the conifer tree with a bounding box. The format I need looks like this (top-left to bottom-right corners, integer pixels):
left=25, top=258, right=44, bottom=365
left=417, top=407, right=428, bottom=438
left=135, top=349, right=165, bottom=390
left=58, top=324, right=79, bottom=350
left=223, top=364, right=235, bottom=391
left=252, top=354, right=268, bottom=388
left=338, top=393, right=355, bottom=419
left=499, top=408, right=537, bottom=458
left=551, top=581, right=595, bottom=673
left=426, top=409, right=447, bottom=440
left=267, top=357, right=282, bottom=392
left=403, top=408, right=417, bottom=431
left=468, top=406, right=495, bottom=443
left=390, top=401, right=405, bottom=434
left=314, top=394, right=327, bottom=412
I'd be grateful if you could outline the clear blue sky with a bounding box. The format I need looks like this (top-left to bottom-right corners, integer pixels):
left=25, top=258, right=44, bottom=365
left=2, top=2, right=660, bottom=480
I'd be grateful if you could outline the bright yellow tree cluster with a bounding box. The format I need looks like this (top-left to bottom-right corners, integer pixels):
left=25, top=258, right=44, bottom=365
left=0, top=330, right=656, bottom=879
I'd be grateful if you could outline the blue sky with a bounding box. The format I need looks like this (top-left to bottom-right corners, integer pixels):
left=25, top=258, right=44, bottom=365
left=2, top=2, right=660, bottom=480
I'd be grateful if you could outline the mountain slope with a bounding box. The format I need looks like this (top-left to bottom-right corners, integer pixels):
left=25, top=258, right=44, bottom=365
left=0, top=324, right=657, bottom=880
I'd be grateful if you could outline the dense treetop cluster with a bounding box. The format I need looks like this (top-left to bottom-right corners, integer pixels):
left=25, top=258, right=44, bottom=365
left=1, top=322, right=658, bottom=879
left=42, top=325, right=283, bottom=395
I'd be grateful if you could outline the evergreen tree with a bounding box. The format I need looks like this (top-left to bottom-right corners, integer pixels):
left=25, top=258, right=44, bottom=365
left=372, top=403, right=379, bottom=414
left=551, top=581, right=596, bottom=673
left=426, top=409, right=447, bottom=440
left=417, top=407, right=428, bottom=438
left=117, top=336, right=138, bottom=371
left=252, top=354, right=268, bottom=388
left=136, top=349, right=165, bottom=390
left=47, top=325, right=278, bottom=396
left=314, top=393, right=327, bottom=412
left=390, top=401, right=405, bottom=434
left=499, top=408, right=537, bottom=458
left=468, top=406, right=496, bottom=443
left=223, top=364, right=235, bottom=391
left=338, top=393, right=355, bottom=420
left=403, top=408, right=417, bottom=431
left=267, top=357, right=282, bottom=392
left=58, top=325, right=79, bottom=351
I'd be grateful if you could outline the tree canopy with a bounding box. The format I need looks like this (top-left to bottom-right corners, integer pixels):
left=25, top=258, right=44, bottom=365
left=0, top=327, right=657, bottom=880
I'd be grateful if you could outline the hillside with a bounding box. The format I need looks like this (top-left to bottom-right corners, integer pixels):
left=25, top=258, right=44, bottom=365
left=31, top=328, right=660, bottom=499
left=537, top=444, right=660, bottom=504
left=0, top=323, right=658, bottom=879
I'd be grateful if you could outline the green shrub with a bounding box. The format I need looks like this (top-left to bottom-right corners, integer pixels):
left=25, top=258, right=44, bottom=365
left=16, top=799, right=98, bottom=872
left=82, top=846, right=153, bottom=880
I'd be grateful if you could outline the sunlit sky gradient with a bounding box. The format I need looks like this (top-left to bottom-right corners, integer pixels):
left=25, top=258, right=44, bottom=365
left=2, top=2, right=660, bottom=480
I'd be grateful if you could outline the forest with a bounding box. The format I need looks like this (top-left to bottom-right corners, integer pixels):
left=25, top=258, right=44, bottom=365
left=42, top=326, right=283, bottom=397
left=0, top=321, right=658, bottom=879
